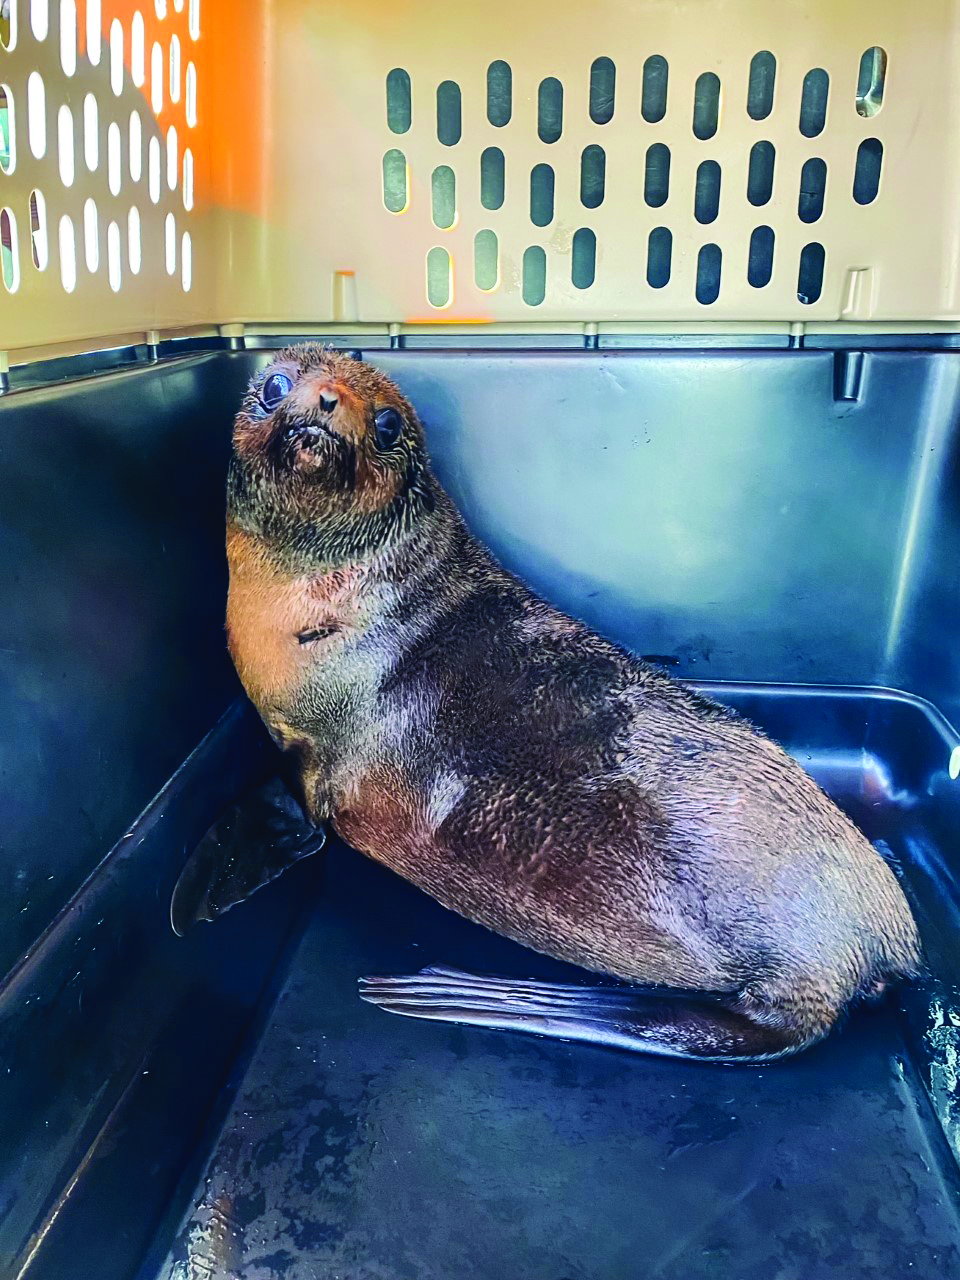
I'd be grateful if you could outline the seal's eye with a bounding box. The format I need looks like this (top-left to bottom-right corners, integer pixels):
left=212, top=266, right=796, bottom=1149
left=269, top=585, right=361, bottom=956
left=260, top=371, right=293, bottom=412
left=374, top=406, right=403, bottom=450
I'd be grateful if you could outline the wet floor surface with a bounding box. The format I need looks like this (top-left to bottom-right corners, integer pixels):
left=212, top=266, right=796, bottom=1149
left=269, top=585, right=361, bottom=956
left=155, top=830, right=960, bottom=1280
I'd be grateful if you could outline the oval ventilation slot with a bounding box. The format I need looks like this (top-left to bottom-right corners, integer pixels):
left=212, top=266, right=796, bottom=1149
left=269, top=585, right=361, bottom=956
left=644, top=143, right=670, bottom=208
left=856, top=47, right=887, bottom=117
left=426, top=246, right=451, bottom=307
left=798, top=156, right=829, bottom=225
left=58, top=104, right=75, bottom=186
left=538, top=77, right=563, bottom=143
left=186, top=63, right=197, bottom=127
left=530, top=163, right=554, bottom=227
left=474, top=229, right=498, bottom=291
left=164, top=211, right=176, bottom=274
left=1, top=207, right=19, bottom=292
left=799, top=68, right=829, bottom=138
left=83, top=94, right=98, bottom=170
left=110, top=19, right=124, bottom=96
left=0, top=86, right=14, bottom=174
left=151, top=42, right=164, bottom=114
left=853, top=138, right=882, bottom=205
left=107, top=218, right=122, bottom=292
left=693, top=72, right=720, bottom=140
left=487, top=60, right=512, bottom=127
left=589, top=57, right=615, bottom=124
left=29, top=189, right=48, bottom=269
left=748, top=225, right=774, bottom=287
left=522, top=245, right=546, bottom=306
left=694, top=159, right=720, bottom=224
left=181, top=230, right=192, bottom=291
left=149, top=135, right=161, bottom=203
left=382, top=149, right=407, bottom=214
left=798, top=158, right=826, bottom=223
left=480, top=147, right=504, bottom=210
left=580, top=145, right=605, bottom=209
left=571, top=228, right=596, bottom=289
left=130, top=111, right=142, bottom=182
left=132, top=10, right=146, bottom=86
left=86, top=0, right=101, bottom=64
left=432, top=164, right=456, bottom=229
left=31, top=0, right=49, bottom=42
left=641, top=55, right=668, bottom=123
left=108, top=121, right=121, bottom=196
left=646, top=227, right=671, bottom=288
left=84, top=197, right=99, bottom=271
left=28, top=72, right=46, bottom=160
left=437, top=81, right=461, bottom=146
left=182, top=146, right=194, bottom=209
left=167, top=125, right=178, bottom=188
left=60, top=0, right=77, bottom=76
left=747, top=141, right=775, bottom=206
left=170, top=33, right=182, bottom=102
left=798, top=242, right=825, bottom=304
left=386, top=68, right=411, bottom=134
left=1, top=1, right=16, bottom=49
left=128, top=205, right=141, bottom=274
left=58, top=214, right=76, bottom=293
left=747, top=51, right=775, bottom=120
left=696, top=243, right=721, bottom=304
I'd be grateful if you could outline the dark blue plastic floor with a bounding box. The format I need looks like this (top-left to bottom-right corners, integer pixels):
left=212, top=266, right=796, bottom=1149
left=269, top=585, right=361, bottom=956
left=155, top=864, right=958, bottom=1280
left=154, top=689, right=960, bottom=1280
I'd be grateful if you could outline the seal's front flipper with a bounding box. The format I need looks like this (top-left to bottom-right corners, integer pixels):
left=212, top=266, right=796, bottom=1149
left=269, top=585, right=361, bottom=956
left=171, top=775, right=326, bottom=936
left=358, top=966, right=802, bottom=1062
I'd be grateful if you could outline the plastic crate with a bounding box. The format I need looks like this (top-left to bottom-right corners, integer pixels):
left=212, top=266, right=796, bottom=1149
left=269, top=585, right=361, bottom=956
left=2, top=0, right=960, bottom=360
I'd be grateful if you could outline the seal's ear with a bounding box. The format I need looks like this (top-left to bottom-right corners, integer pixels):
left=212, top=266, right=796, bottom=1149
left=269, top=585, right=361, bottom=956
left=170, top=774, right=326, bottom=936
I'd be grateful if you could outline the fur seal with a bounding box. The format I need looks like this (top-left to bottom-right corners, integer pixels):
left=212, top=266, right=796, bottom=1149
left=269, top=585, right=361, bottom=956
left=174, top=344, right=920, bottom=1062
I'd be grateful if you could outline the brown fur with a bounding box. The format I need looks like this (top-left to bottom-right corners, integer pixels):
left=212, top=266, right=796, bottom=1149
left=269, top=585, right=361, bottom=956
left=225, top=345, right=921, bottom=1060
left=226, top=526, right=367, bottom=705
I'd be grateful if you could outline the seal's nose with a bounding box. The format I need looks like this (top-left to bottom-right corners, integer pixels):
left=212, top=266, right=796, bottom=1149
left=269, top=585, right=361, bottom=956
left=293, top=380, right=341, bottom=415
left=288, top=377, right=367, bottom=443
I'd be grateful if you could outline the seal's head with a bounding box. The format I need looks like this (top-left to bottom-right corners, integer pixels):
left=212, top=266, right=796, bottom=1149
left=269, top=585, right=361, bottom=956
left=229, top=345, right=436, bottom=563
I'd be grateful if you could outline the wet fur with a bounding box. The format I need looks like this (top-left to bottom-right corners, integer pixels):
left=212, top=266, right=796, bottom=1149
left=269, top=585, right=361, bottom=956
left=226, top=345, right=921, bottom=1061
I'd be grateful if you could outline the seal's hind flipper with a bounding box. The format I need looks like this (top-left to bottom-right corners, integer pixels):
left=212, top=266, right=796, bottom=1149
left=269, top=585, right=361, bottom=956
left=170, top=775, right=326, bottom=936
left=358, top=966, right=802, bottom=1062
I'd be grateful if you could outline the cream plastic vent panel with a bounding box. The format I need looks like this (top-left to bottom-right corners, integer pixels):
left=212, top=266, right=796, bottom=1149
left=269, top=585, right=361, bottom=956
left=4, top=0, right=960, bottom=355
left=0, top=0, right=206, bottom=355
left=227, top=0, right=960, bottom=326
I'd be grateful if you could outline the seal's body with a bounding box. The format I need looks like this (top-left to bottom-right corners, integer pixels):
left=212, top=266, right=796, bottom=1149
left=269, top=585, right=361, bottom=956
left=221, top=345, right=920, bottom=1061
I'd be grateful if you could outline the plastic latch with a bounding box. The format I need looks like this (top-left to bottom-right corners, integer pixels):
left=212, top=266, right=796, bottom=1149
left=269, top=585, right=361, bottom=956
left=333, top=272, right=359, bottom=324
left=833, top=350, right=866, bottom=403
left=219, top=323, right=246, bottom=351
left=840, top=268, right=875, bottom=320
